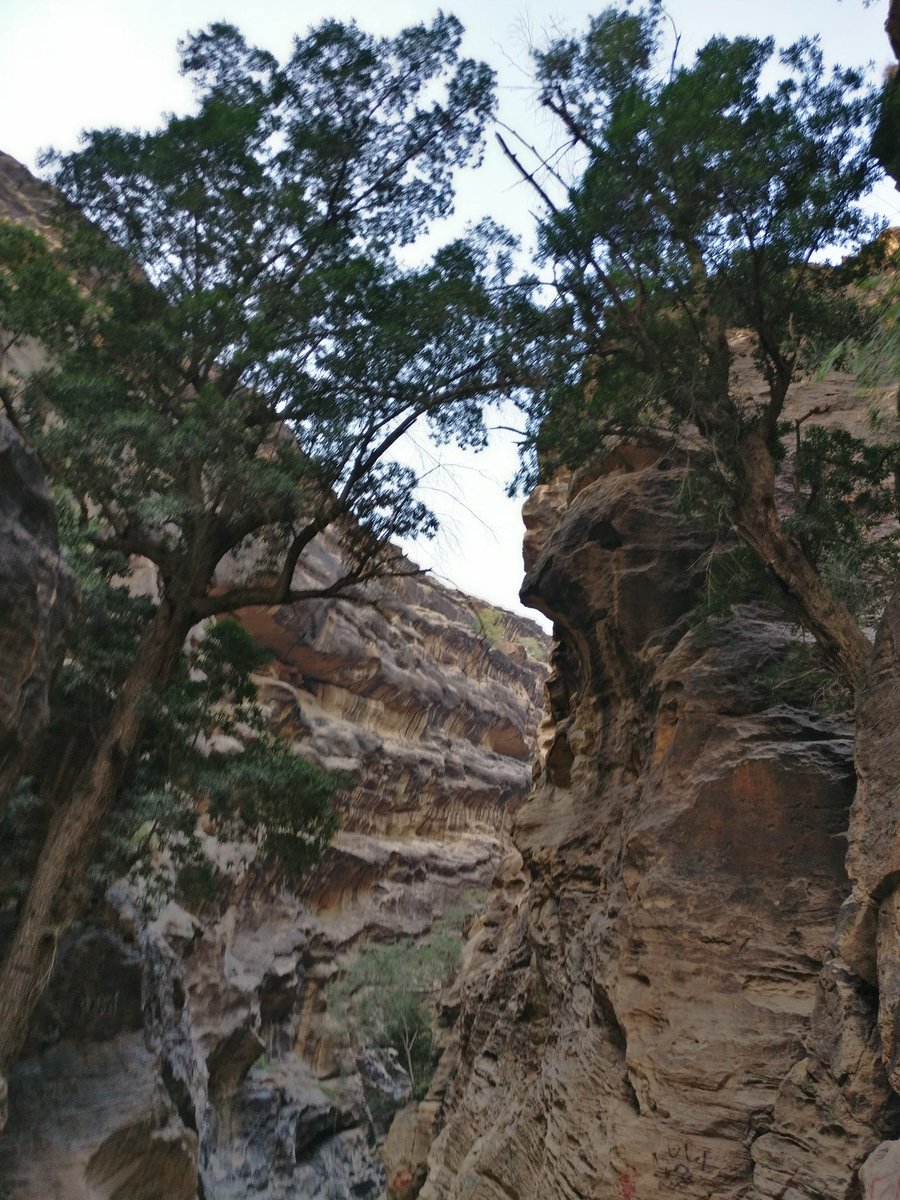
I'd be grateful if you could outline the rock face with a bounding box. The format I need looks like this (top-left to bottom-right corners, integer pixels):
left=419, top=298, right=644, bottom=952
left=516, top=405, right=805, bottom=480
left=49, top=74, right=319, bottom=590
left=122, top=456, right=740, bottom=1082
left=0, top=415, right=76, bottom=811
left=0, top=568, right=548, bottom=1199
left=417, top=457, right=896, bottom=1200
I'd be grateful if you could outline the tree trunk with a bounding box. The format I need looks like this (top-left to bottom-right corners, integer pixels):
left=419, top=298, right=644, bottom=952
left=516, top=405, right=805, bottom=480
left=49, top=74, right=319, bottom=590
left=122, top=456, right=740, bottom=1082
left=730, top=430, right=871, bottom=694
left=0, top=600, right=191, bottom=1074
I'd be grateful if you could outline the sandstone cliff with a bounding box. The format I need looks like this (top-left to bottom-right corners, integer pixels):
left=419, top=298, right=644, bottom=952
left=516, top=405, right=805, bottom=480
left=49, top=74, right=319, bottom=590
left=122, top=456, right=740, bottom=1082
left=410, top=452, right=900, bottom=1200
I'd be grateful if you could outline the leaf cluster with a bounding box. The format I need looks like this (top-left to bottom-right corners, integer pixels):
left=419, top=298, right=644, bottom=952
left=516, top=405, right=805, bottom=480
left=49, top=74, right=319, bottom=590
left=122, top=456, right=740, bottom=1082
left=328, top=910, right=470, bottom=1098
left=786, top=422, right=900, bottom=614
left=472, top=606, right=506, bottom=645
left=93, top=615, right=344, bottom=908
left=0, top=15, right=532, bottom=648
left=517, top=5, right=883, bottom=488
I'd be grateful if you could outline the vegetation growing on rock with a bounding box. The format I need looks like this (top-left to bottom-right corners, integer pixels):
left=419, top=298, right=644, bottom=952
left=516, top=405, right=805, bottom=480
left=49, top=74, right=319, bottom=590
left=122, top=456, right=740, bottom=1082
left=0, top=15, right=520, bottom=1076
left=328, top=904, right=477, bottom=1101
left=512, top=2, right=893, bottom=691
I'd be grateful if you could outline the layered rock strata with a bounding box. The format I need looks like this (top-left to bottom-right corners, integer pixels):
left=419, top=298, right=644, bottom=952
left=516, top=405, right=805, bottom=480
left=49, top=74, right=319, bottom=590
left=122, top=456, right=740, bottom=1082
left=0, top=569, right=547, bottom=1199
left=415, top=457, right=895, bottom=1200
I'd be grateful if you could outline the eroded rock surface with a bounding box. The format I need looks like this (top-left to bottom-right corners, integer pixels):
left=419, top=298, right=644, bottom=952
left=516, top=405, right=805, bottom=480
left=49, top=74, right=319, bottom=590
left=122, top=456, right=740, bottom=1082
left=0, top=568, right=547, bottom=1199
left=417, top=459, right=879, bottom=1200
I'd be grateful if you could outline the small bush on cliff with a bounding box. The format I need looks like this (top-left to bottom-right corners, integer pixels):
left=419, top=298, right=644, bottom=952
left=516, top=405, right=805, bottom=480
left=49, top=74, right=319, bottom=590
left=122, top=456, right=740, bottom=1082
left=329, top=914, right=468, bottom=1100
left=473, top=606, right=506, bottom=646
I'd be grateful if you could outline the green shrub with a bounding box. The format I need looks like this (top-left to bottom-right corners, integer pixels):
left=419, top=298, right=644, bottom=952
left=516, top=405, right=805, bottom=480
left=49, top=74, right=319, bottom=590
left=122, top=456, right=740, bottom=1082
left=329, top=912, right=471, bottom=1099
left=472, top=607, right=505, bottom=646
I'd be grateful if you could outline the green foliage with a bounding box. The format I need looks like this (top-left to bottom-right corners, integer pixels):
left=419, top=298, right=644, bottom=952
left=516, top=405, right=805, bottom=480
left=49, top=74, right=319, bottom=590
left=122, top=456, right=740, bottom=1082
left=690, top=543, right=776, bottom=640
left=472, top=606, right=506, bottom=645
left=502, top=5, right=893, bottom=683
left=81, top=616, right=344, bottom=908
left=787, top=422, right=900, bottom=616
left=0, top=224, right=85, bottom=358
left=0, top=17, right=519, bottom=924
left=4, top=16, right=514, bottom=578
left=521, top=635, right=550, bottom=663
left=516, top=5, right=881, bottom=486
left=473, top=608, right=551, bottom=663
left=329, top=909, right=473, bottom=1099
left=756, top=641, right=852, bottom=715
left=14, top=503, right=344, bottom=907
left=688, top=408, right=900, bottom=632
left=825, top=239, right=900, bottom=401
left=202, top=745, right=343, bottom=877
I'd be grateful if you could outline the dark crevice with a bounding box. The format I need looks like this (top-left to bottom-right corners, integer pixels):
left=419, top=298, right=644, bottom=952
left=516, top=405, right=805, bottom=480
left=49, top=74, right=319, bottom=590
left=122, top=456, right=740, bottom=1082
left=161, top=1058, right=198, bottom=1134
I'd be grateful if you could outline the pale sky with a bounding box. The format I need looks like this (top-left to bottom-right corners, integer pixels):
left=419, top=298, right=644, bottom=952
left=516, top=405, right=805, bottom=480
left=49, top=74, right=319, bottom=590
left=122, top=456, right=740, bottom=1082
left=0, top=0, right=897, bottom=625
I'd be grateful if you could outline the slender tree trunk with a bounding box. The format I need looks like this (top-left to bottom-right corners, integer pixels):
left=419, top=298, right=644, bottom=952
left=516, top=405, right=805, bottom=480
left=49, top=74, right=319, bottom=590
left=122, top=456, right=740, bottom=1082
left=730, top=430, right=871, bottom=693
left=0, top=600, right=192, bottom=1074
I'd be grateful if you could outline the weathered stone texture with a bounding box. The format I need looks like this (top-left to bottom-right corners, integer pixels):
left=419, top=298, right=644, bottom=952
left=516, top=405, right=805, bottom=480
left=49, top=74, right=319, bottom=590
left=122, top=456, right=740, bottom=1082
left=418, top=459, right=878, bottom=1200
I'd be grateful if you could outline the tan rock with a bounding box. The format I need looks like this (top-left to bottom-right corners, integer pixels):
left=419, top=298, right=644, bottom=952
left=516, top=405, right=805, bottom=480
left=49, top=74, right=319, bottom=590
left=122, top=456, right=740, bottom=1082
left=420, top=461, right=867, bottom=1200
left=860, top=1139, right=900, bottom=1200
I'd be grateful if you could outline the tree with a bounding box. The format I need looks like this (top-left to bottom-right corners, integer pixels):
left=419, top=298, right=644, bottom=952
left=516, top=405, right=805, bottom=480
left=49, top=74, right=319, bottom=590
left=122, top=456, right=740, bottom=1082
left=0, top=15, right=518, bottom=1074
left=328, top=918, right=466, bottom=1100
left=507, top=4, right=888, bottom=689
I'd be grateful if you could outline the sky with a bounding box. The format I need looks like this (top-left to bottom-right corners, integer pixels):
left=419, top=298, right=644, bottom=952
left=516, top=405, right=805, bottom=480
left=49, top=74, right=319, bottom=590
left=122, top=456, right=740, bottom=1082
left=0, top=0, right=897, bottom=625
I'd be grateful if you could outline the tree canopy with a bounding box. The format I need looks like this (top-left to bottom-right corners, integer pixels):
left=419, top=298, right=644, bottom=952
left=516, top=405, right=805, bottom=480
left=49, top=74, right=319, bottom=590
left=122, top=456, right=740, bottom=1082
left=0, top=14, right=519, bottom=1075
left=507, top=3, right=890, bottom=688
left=4, top=15, right=517, bottom=612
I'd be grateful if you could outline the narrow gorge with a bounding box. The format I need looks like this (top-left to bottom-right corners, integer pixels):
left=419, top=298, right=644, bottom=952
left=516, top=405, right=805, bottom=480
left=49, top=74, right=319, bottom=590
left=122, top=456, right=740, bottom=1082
left=0, top=494, right=549, bottom=1198
left=2, top=3, right=900, bottom=1197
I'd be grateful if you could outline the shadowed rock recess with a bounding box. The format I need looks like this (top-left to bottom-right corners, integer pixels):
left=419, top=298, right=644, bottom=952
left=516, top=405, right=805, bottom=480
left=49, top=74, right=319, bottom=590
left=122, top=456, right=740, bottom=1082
left=412, top=457, right=900, bottom=1200
left=0, top=414, right=76, bottom=1132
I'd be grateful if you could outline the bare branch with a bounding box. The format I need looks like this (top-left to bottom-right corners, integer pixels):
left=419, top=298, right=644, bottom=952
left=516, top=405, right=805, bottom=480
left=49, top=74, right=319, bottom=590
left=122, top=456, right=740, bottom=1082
left=495, top=133, right=560, bottom=215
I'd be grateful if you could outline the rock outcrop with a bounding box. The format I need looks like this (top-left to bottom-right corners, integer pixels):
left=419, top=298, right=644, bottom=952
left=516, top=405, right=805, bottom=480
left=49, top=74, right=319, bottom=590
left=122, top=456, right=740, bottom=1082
left=416, top=456, right=898, bottom=1200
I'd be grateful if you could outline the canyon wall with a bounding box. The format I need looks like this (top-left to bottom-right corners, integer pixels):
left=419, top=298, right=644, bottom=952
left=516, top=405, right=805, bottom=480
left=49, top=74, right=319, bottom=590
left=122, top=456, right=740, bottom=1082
left=0, top=561, right=548, bottom=1199
left=412, top=453, right=900, bottom=1200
